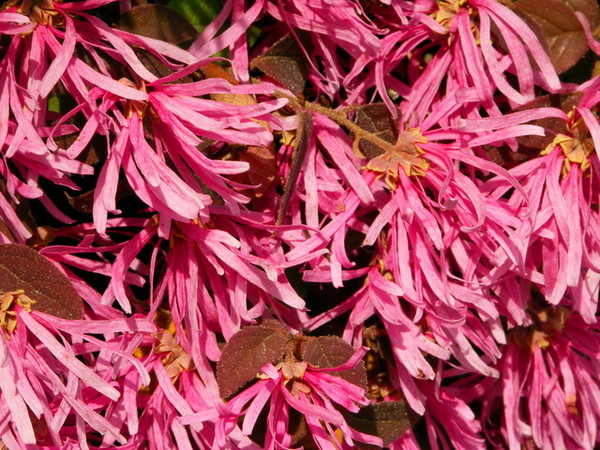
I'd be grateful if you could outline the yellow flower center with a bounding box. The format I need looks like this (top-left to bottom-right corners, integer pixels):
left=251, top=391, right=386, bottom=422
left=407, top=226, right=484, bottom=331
left=541, top=117, right=595, bottom=177
left=6, top=0, right=62, bottom=26
left=510, top=306, right=569, bottom=352
left=433, top=0, right=473, bottom=30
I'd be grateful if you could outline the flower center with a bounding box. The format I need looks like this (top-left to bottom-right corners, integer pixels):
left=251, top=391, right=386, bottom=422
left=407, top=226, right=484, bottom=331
left=541, top=116, right=595, bottom=177
left=433, top=0, right=472, bottom=30
left=365, top=127, right=430, bottom=189
left=155, top=331, right=195, bottom=379
left=10, top=0, right=61, bottom=26
left=510, top=306, right=569, bottom=351
left=119, top=79, right=160, bottom=121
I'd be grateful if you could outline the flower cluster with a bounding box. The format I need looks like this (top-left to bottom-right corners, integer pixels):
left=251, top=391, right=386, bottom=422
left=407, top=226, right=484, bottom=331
left=0, top=0, right=599, bottom=448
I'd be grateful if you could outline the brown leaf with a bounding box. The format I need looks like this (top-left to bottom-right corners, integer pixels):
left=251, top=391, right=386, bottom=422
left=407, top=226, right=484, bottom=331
left=199, top=63, right=257, bottom=106
left=343, top=401, right=420, bottom=448
left=512, top=0, right=588, bottom=73
left=354, top=104, right=398, bottom=159
left=230, top=145, right=277, bottom=199
left=302, top=335, right=368, bottom=391
left=0, top=219, right=18, bottom=243
left=564, top=0, right=600, bottom=28
left=200, top=63, right=239, bottom=84
left=26, top=226, right=56, bottom=248
left=251, top=32, right=310, bottom=95
left=118, top=4, right=198, bottom=45
left=66, top=181, right=134, bottom=214
left=258, top=318, right=290, bottom=334
left=0, top=244, right=83, bottom=320
left=134, top=49, right=185, bottom=81
left=217, top=324, right=289, bottom=399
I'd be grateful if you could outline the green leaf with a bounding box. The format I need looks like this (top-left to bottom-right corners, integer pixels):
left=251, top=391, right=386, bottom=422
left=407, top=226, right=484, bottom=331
left=167, top=0, right=224, bottom=33
left=0, top=244, right=83, bottom=320
left=47, top=93, right=76, bottom=114
left=217, top=324, right=289, bottom=399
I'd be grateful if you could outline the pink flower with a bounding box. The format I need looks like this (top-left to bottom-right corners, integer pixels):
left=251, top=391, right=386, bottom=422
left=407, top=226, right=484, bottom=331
left=69, top=69, right=287, bottom=235
left=478, top=307, right=600, bottom=449
left=0, top=297, right=153, bottom=446
left=393, top=381, right=485, bottom=450
left=470, top=92, right=600, bottom=323
left=287, top=96, right=524, bottom=398
left=220, top=346, right=382, bottom=449
left=0, top=0, right=193, bottom=225
left=263, top=0, right=382, bottom=98
left=130, top=334, right=227, bottom=449
left=346, top=0, right=561, bottom=119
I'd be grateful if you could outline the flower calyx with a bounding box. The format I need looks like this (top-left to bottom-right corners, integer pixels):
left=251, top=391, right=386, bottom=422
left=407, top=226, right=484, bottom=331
left=364, top=127, right=430, bottom=189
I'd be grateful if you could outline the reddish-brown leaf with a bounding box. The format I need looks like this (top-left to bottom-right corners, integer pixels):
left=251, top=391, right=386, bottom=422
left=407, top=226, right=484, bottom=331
left=302, top=335, right=368, bottom=391
left=217, top=324, right=289, bottom=399
left=0, top=219, right=17, bottom=243
left=0, top=244, right=83, bottom=320
left=354, top=103, right=398, bottom=159
left=237, top=145, right=277, bottom=198
left=564, top=0, right=600, bottom=28
left=343, top=401, right=420, bottom=448
left=118, top=4, right=198, bottom=45
left=250, top=33, right=310, bottom=95
left=512, top=0, right=588, bottom=73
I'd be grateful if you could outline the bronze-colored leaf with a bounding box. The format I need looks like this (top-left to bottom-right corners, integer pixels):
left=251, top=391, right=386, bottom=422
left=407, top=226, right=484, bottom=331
left=250, top=32, right=310, bottom=95
left=200, top=63, right=257, bottom=105
left=258, top=318, right=290, bottom=334
left=230, top=145, right=277, bottom=199
left=343, top=401, right=420, bottom=448
left=118, top=4, right=198, bottom=45
left=133, top=48, right=179, bottom=81
left=564, top=0, right=600, bottom=28
left=66, top=181, right=134, bottom=215
left=217, top=324, right=289, bottom=399
left=354, top=104, right=398, bottom=159
left=512, top=0, right=588, bottom=73
left=0, top=244, right=83, bottom=320
left=302, top=335, right=368, bottom=391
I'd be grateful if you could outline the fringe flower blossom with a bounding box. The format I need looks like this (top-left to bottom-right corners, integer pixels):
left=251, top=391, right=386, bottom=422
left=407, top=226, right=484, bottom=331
left=222, top=345, right=382, bottom=449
